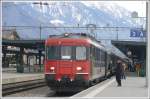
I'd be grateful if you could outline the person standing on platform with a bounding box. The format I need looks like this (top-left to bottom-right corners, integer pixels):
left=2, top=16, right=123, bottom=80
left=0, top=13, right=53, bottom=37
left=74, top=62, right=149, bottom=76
left=128, top=62, right=132, bottom=72
left=115, top=60, right=123, bottom=87
left=135, top=63, right=141, bottom=77
left=121, top=63, right=126, bottom=79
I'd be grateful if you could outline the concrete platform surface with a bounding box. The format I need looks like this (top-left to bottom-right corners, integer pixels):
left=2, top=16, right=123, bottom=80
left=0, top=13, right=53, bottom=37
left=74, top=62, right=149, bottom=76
left=72, top=77, right=148, bottom=98
left=2, top=68, right=16, bottom=72
left=2, top=72, right=44, bottom=84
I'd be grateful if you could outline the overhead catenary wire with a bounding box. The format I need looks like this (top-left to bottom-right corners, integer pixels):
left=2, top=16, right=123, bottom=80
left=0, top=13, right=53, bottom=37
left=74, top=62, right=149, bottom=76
left=2, top=25, right=142, bottom=29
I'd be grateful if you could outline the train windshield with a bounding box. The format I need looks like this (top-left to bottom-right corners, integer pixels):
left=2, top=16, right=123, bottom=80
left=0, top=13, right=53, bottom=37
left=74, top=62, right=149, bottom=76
left=76, top=46, right=86, bottom=60
left=47, top=46, right=87, bottom=60
left=47, top=46, right=59, bottom=59
left=61, top=46, right=72, bottom=59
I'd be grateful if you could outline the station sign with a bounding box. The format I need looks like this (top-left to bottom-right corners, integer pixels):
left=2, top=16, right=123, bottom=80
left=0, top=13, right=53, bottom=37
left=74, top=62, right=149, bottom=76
left=130, top=28, right=146, bottom=37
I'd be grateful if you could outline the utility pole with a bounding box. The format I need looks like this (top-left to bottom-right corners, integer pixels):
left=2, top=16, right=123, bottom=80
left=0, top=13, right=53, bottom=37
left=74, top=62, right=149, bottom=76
left=116, top=27, right=119, bottom=40
left=40, top=24, right=42, bottom=40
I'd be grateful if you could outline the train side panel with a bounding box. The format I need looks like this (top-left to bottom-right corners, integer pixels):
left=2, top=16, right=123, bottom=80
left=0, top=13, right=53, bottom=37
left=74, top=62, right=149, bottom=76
left=89, top=45, right=107, bottom=82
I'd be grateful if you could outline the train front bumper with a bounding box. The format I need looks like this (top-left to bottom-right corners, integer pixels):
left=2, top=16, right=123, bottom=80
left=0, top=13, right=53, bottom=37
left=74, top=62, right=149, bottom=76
left=45, top=74, right=90, bottom=88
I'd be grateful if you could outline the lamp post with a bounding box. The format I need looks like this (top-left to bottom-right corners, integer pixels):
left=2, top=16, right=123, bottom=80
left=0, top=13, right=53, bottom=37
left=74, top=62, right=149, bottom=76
left=32, top=2, right=49, bottom=71
left=146, top=0, right=150, bottom=87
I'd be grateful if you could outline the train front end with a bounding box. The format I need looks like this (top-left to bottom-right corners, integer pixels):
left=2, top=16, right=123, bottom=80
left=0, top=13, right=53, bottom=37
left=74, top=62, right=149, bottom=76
left=44, top=37, right=90, bottom=92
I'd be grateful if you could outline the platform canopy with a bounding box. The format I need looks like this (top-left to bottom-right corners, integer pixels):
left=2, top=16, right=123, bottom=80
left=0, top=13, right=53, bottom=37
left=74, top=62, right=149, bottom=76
left=2, top=40, right=45, bottom=50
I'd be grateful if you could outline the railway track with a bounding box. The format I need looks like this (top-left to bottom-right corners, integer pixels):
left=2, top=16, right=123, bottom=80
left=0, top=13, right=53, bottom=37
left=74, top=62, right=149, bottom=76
left=3, top=76, right=113, bottom=97
left=2, top=79, right=46, bottom=96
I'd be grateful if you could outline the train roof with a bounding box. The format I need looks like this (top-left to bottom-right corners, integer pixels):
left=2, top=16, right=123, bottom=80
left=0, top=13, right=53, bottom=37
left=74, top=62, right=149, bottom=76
left=48, top=33, right=106, bottom=51
left=103, top=43, right=129, bottom=61
left=49, top=33, right=95, bottom=39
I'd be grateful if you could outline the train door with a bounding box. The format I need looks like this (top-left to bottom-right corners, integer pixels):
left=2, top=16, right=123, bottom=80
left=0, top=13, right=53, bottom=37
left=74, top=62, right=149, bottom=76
left=111, top=54, right=116, bottom=73
left=105, top=52, right=109, bottom=77
left=90, top=45, right=98, bottom=80
left=89, top=45, right=94, bottom=78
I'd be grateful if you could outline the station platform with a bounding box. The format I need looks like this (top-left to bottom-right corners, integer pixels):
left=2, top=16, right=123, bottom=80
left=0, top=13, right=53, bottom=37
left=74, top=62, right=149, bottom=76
left=2, top=72, right=44, bottom=84
left=72, top=76, right=148, bottom=98
left=2, top=68, right=16, bottom=73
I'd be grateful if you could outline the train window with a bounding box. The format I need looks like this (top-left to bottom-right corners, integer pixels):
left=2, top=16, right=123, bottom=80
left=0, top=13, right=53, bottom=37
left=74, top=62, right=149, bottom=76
left=76, top=46, right=86, bottom=60
left=47, top=46, right=59, bottom=59
left=61, top=46, right=72, bottom=59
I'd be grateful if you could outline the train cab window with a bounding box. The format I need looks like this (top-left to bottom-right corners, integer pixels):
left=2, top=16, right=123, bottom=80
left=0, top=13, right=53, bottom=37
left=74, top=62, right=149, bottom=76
left=76, top=46, right=86, bottom=60
left=47, top=46, right=59, bottom=59
left=61, top=46, right=72, bottom=60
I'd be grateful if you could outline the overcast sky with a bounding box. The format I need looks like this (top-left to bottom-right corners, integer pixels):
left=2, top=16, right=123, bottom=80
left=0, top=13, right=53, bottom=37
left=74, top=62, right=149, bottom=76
left=114, top=1, right=146, bottom=17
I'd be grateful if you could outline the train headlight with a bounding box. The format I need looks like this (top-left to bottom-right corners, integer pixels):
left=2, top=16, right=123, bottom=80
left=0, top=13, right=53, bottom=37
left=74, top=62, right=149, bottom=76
left=50, top=67, right=55, bottom=70
left=76, top=67, right=82, bottom=71
left=64, top=33, right=69, bottom=37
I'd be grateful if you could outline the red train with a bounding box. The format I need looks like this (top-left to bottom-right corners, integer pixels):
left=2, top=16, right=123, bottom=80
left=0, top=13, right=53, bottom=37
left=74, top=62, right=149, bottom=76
left=44, top=33, right=128, bottom=92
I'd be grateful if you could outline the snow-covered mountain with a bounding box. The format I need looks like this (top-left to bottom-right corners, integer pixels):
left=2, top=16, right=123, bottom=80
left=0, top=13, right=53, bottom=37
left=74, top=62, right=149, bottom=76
left=2, top=1, right=136, bottom=39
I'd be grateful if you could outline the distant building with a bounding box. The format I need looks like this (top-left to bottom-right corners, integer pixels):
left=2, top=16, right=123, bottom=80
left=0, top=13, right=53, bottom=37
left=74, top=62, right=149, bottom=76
left=2, top=29, right=20, bottom=40
left=2, top=29, right=20, bottom=68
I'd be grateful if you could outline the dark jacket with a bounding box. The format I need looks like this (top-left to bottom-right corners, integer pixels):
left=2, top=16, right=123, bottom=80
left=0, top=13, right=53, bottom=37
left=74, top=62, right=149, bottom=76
left=116, top=63, right=123, bottom=79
